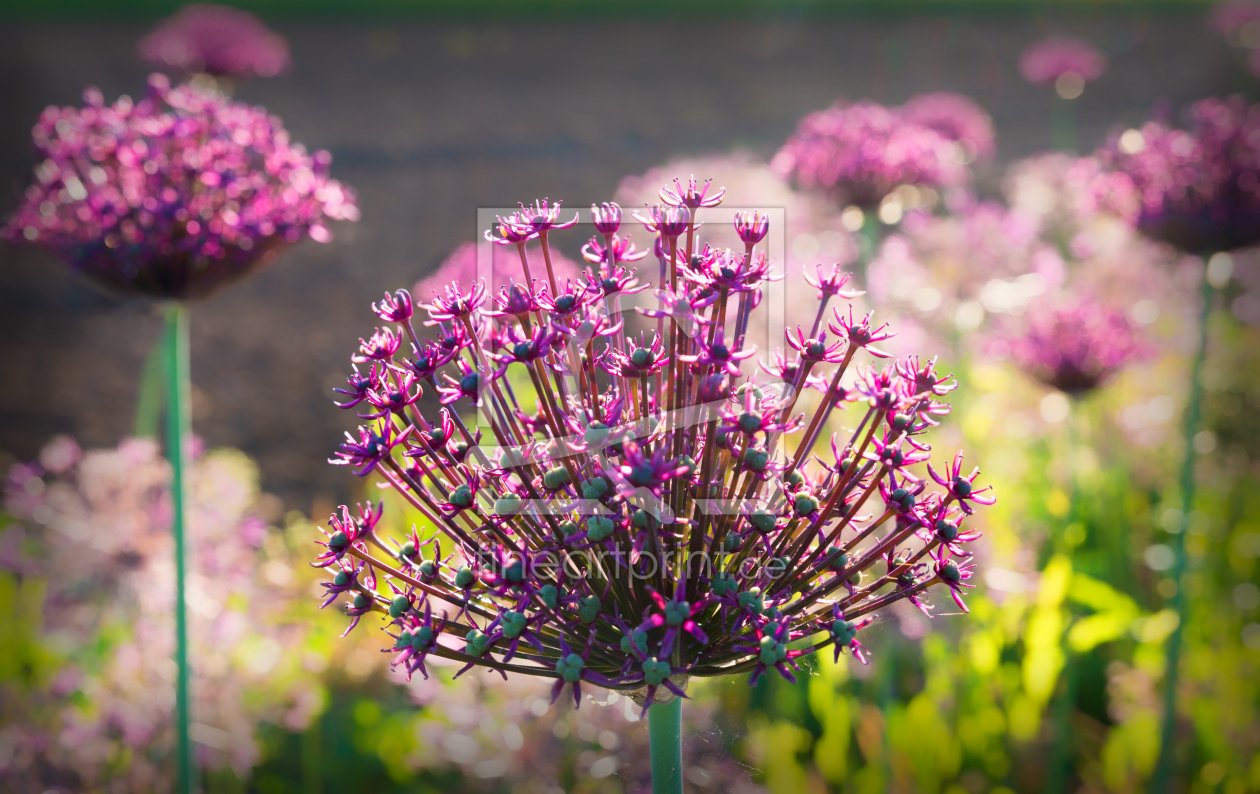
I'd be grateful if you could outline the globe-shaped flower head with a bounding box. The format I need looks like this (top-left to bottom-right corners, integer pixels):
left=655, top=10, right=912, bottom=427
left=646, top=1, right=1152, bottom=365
left=313, top=177, right=993, bottom=738
left=772, top=99, right=970, bottom=208
left=1010, top=299, right=1149, bottom=395
left=1098, top=96, right=1260, bottom=254
left=137, top=3, right=291, bottom=79
left=2, top=74, right=358, bottom=299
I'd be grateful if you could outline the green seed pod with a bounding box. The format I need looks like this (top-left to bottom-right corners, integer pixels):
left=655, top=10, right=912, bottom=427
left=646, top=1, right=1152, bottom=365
left=586, top=516, right=616, bottom=542
left=749, top=509, right=777, bottom=534
left=543, top=466, right=572, bottom=491
left=584, top=421, right=610, bottom=445
left=465, top=629, right=489, bottom=656
left=449, top=483, right=474, bottom=508
left=793, top=493, right=819, bottom=517
left=578, top=595, right=601, bottom=624
left=454, top=566, right=476, bottom=588
left=540, top=584, right=561, bottom=610
left=743, top=448, right=769, bottom=472
left=388, top=594, right=410, bottom=618
left=494, top=493, right=523, bottom=516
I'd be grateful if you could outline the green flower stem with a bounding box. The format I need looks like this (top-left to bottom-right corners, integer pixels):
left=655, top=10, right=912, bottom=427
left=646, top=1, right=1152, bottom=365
left=163, top=304, right=195, bottom=794
left=133, top=329, right=166, bottom=439
left=648, top=697, right=683, bottom=794
left=1151, top=269, right=1215, bottom=793
left=1052, top=97, right=1077, bottom=153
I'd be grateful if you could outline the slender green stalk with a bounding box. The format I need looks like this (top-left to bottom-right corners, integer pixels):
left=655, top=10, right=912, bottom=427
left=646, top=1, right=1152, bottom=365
left=1052, top=97, right=1077, bottom=153
left=134, top=331, right=166, bottom=439
left=648, top=697, right=683, bottom=794
left=1150, top=271, right=1215, bottom=793
left=164, top=304, right=195, bottom=794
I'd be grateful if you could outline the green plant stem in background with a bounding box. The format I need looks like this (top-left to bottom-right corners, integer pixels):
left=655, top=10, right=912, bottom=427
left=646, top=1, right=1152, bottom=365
left=134, top=331, right=166, bottom=439
left=1150, top=271, right=1214, bottom=794
left=164, top=304, right=195, bottom=794
left=859, top=209, right=882, bottom=286
left=648, top=697, right=683, bottom=794
left=1052, top=98, right=1077, bottom=153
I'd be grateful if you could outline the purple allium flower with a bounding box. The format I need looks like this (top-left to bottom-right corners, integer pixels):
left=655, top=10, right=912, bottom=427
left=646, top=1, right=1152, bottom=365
left=772, top=99, right=970, bottom=208
left=309, top=178, right=992, bottom=713
left=1019, top=37, right=1108, bottom=86
left=1008, top=298, right=1149, bottom=395
left=1097, top=96, right=1260, bottom=254
left=138, top=4, right=291, bottom=79
left=900, top=91, right=997, bottom=163
left=1, top=74, right=358, bottom=300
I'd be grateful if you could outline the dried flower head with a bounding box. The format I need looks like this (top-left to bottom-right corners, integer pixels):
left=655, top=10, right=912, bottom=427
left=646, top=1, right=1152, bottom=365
left=312, top=179, right=991, bottom=713
left=1097, top=96, right=1260, bottom=253
left=1, top=74, right=358, bottom=299
left=137, top=3, right=291, bottom=79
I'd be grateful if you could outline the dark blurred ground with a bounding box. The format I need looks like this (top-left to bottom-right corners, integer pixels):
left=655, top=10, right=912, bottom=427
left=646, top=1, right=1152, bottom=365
left=0, top=11, right=1236, bottom=511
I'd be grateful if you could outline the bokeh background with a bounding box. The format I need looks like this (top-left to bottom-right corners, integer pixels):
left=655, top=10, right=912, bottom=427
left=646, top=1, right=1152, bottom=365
left=2, top=2, right=1258, bottom=793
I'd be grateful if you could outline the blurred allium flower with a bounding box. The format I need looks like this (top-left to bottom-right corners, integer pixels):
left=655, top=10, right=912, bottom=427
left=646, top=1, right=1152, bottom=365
left=1019, top=37, right=1108, bottom=87
left=313, top=178, right=991, bottom=718
left=772, top=99, right=970, bottom=208
left=1, top=73, right=358, bottom=299
left=900, top=91, right=997, bottom=164
left=1098, top=96, right=1260, bottom=254
left=1, top=437, right=319, bottom=791
left=866, top=153, right=1182, bottom=369
left=137, top=3, right=291, bottom=79
left=1007, top=299, right=1149, bottom=395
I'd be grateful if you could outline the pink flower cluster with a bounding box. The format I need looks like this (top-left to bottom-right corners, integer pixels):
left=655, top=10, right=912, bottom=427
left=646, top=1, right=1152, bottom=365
left=1, top=437, right=321, bottom=790
left=900, top=91, right=997, bottom=164
left=772, top=96, right=982, bottom=208
left=137, top=3, right=291, bottom=79
left=1097, top=96, right=1260, bottom=254
left=2, top=73, right=358, bottom=299
left=1018, top=37, right=1108, bottom=85
left=1007, top=299, right=1149, bottom=395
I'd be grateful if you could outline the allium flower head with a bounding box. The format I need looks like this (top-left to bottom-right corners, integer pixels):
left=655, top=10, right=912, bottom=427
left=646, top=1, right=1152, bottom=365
left=1, top=74, right=358, bottom=300
left=772, top=99, right=969, bottom=208
left=900, top=91, right=997, bottom=163
left=137, top=3, right=291, bottom=79
left=1009, top=298, right=1148, bottom=395
left=1098, top=96, right=1260, bottom=253
left=1019, top=37, right=1108, bottom=85
left=311, top=178, right=992, bottom=713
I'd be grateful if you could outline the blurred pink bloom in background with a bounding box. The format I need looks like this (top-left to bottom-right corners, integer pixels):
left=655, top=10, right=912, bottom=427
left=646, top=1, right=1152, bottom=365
left=772, top=99, right=971, bottom=208
left=1019, top=37, right=1108, bottom=85
left=1, top=438, right=320, bottom=792
left=900, top=91, right=997, bottom=163
left=0, top=75, right=358, bottom=299
left=137, top=3, right=291, bottom=79
left=1004, top=298, right=1150, bottom=395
